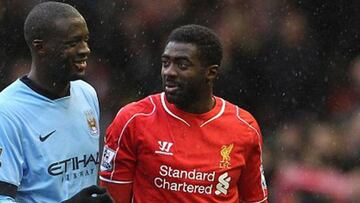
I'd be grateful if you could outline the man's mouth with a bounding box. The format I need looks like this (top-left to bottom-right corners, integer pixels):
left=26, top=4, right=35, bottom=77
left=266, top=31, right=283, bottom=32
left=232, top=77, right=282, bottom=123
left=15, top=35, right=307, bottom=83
left=74, top=60, right=87, bottom=71
left=164, top=82, right=180, bottom=93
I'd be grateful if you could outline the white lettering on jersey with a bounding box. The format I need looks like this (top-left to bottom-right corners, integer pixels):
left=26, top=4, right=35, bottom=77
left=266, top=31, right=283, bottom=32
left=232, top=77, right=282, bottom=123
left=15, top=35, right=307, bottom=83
left=215, top=172, right=231, bottom=195
left=155, top=141, right=174, bottom=155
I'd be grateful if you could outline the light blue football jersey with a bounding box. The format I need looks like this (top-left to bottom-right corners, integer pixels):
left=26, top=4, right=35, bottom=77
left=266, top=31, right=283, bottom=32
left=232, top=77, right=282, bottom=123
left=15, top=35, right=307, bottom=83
left=0, top=78, right=100, bottom=203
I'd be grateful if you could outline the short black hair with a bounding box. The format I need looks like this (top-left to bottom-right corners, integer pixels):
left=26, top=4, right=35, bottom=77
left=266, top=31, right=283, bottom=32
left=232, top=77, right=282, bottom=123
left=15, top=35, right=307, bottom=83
left=166, top=24, right=223, bottom=67
left=24, top=1, right=82, bottom=46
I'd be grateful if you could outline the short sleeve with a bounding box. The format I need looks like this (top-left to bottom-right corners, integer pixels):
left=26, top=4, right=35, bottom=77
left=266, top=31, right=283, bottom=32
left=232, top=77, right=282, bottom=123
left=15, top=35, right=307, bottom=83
left=0, top=112, right=24, bottom=188
left=99, top=108, right=136, bottom=183
left=237, top=114, right=268, bottom=203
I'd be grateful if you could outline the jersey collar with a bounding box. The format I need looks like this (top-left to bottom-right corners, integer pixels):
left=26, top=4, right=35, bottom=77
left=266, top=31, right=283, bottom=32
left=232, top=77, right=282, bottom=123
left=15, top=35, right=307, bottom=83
left=20, top=75, right=70, bottom=100
left=160, top=92, right=225, bottom=127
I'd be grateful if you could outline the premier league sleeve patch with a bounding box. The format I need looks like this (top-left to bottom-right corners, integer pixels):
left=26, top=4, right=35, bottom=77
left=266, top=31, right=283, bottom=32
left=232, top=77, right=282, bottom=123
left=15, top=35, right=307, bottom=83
left=100, top=145, right=116, bottom=172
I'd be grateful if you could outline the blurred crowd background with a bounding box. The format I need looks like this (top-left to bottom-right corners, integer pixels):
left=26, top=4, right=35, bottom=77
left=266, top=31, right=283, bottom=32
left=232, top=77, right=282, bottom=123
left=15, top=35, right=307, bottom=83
left=1, top=0, right=360, bottom=202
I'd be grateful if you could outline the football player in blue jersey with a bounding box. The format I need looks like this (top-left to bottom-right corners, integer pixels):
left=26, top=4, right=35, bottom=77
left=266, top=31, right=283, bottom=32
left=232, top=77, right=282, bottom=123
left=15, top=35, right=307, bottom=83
left=0, top=2, right=112, bottom=203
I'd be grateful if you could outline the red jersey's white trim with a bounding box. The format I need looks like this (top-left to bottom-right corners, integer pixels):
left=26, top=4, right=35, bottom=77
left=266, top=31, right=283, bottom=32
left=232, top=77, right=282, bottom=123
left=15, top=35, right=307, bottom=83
left=160, top=92, right=190, bottom=126
left=160, top=92, right=226, bottom=127
left=235, top=106, right=261, bottom=142
left=236, top=106, right=267, bottom=198
left=110, top=96, right=156, bottom=180
left=200, top=98, right=225, bottom=127
left=241, top=196, right=268, bottom=203
left=99, top=175, right=133, bottom=184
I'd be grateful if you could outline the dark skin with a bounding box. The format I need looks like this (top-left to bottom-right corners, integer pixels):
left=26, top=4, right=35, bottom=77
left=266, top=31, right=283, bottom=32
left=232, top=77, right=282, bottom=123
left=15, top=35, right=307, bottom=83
left=161, top=41, right=219, bottom=114
left=27, top=16, right=90, bottom=97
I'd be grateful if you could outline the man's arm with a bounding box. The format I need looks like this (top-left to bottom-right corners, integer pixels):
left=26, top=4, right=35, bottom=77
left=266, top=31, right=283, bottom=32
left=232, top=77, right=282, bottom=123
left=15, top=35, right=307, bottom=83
left=0, top=181, right=17, bottom=200
left=236, top=109, right=268, bottom=203
left=237, top=136, right=268, bottom=203
left=100, top=180, right=133, bottom=203
left=0, top=113, right=23, bottom=201
left=99, top=106, right=137, bottom=203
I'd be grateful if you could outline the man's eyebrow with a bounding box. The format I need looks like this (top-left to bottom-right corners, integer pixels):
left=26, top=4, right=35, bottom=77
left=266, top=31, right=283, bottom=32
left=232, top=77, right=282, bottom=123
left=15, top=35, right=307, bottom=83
left=161, top=55, right=190, bottom=61
left=66, top=34, right=89, bottom=41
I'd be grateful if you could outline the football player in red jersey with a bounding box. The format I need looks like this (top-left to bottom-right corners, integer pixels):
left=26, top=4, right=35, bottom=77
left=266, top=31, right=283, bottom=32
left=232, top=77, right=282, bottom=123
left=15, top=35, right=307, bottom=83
left=99, top=24, right=268, bottom=203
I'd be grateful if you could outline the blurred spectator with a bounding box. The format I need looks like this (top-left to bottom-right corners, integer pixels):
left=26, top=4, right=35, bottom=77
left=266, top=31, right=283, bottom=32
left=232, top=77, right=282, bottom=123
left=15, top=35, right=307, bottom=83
left=327, top=56, right=360, bottom=118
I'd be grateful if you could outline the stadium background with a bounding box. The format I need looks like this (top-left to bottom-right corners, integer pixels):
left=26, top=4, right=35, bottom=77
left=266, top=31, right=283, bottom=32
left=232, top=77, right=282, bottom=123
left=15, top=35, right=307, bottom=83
left=1, top=0, right=360, bottom=202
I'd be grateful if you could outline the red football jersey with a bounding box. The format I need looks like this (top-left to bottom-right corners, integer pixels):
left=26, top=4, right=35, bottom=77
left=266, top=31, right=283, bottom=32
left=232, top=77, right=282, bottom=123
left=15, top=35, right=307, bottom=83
left=100, top=93, right=268, bottom=203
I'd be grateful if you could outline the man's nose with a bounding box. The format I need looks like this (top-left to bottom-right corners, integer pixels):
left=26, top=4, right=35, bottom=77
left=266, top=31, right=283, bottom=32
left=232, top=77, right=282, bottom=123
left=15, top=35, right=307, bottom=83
left=163, top=63, right=177, bottom=77
left=78, top=41, right=91, bottom=55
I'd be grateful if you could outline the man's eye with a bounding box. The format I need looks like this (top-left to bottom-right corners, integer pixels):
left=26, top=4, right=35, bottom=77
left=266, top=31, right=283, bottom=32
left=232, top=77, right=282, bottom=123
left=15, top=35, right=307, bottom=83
left=162, top=60, right=170, bottom=67
left=178, top=62, right=190, bottom=69
left=66, top=41, right=78, bottom=47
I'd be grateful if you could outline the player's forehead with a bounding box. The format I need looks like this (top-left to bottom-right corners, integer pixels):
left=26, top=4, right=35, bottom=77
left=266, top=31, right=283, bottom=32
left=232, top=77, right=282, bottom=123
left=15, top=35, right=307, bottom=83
left=54, top=16, right=88, bottom=38
left=162, top=41, right=199, bottom=60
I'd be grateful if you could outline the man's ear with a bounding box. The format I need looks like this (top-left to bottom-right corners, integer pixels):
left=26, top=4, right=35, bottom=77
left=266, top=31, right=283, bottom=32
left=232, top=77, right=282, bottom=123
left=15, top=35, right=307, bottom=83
left=206, top=64, right=219, bottom=82
left=32, top=39, right=45, bottom=54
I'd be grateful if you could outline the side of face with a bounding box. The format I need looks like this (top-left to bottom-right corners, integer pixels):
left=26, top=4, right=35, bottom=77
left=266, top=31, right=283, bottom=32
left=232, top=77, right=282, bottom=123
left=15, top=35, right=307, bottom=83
left=39, top=16, right=90, bottom=82
left=161, top=41, right=214, bottom=107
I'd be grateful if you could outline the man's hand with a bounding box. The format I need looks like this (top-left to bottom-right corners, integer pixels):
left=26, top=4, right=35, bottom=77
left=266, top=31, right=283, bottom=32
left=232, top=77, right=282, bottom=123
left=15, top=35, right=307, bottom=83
left=62, top=185, right=113, bottom=203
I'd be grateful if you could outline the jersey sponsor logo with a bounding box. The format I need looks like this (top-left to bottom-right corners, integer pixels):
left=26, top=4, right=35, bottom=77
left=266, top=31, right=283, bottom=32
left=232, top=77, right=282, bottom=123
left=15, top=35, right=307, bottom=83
left=47, top=152, right=99, bottom=182
left=154, top=165, right=215, bottom=194
left=100, top=145, right=116, bottom=172
left=215, top=172, right=231, bottom=195
left=154, top=165, right=235, bottom=197
left=39, top=130, right=56, bottom=142
left=85, top=110, right=98, bottom=135
left=219, top=143, right=233, bottom=168
left=155, top=141, right=174, bottom=156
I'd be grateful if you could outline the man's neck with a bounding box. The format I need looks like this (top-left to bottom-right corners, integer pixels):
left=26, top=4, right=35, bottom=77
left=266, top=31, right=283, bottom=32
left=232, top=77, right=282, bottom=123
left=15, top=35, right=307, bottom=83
left=28, top=66, right=70, bottom=98
left=176, top=94, right=215, bottom=114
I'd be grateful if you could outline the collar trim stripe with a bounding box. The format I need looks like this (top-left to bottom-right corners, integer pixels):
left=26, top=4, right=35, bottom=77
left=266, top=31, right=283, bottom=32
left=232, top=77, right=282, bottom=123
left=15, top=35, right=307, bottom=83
left=161, top=92, right=190, bottom=126
left=161, top=92, right=225, bottom=127
left=200, top=98, right=225, bottom=127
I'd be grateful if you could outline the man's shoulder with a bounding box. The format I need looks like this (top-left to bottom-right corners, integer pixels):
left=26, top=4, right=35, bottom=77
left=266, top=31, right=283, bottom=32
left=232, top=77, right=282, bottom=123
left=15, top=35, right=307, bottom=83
left=217, top=97, right=257, bottom=123
left=118, top=93, right=160, bottom=117
left=0, top=79, right=23, bottom=98
left=71, top=80, right=96, bottom=93
left=0, top=80, right=27, bottom=114
left=217, top=96, right=260, bottom=134
left=71, top=80, right=98, bottom=103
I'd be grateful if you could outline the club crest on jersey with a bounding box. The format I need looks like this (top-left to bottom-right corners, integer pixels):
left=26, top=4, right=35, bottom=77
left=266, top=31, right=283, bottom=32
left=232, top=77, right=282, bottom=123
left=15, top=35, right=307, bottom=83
left=219, top=143, right=233, bottom=168
left=155, top=141, right=174, bottom=156
left=100, top=145, right=116, bottom=172
left=84, top=110, right=98, bottom=135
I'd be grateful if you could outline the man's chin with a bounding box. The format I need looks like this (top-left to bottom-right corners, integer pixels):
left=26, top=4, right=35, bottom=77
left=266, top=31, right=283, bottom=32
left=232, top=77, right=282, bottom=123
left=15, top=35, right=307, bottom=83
left=69, top=72, right=86, bottom=81
left=165, top=92, right=178, bottom=104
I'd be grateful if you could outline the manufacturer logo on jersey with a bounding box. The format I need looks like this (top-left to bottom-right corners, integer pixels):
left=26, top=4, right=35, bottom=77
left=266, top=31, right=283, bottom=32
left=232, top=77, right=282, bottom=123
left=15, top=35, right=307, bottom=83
left=100, top=145, right=116, bottom=172
left=155, top=141, right=174, bottom=156
left=215, top=172, right=231, bottom=195
left=39, top=130, right=56, bottom=142
left=85, top=110, right=98, bottom=135
left=219, top=143, right=233, bottom=168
